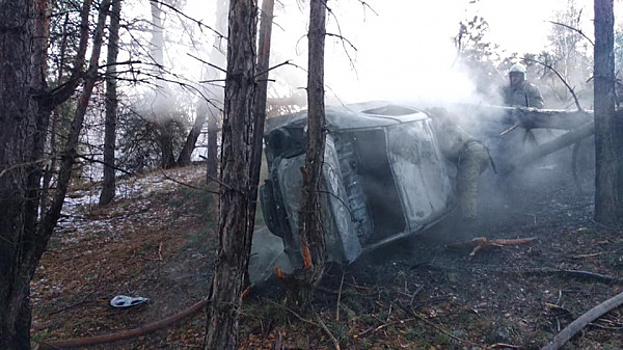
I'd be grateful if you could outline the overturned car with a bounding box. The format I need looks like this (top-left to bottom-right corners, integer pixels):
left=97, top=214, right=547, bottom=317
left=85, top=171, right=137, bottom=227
left=250, top=102, right=459, bottom=283
left=248, top=101, right=595, bottom=283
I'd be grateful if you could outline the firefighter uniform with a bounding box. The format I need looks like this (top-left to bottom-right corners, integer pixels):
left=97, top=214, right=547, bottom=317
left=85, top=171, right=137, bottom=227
left=428, top=108, right=490, bottom=219
left=502, top=63, right=544, bottom=108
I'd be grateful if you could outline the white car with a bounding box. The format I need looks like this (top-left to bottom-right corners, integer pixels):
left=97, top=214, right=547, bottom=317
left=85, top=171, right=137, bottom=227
left=251, top=102, right=457, bottom=283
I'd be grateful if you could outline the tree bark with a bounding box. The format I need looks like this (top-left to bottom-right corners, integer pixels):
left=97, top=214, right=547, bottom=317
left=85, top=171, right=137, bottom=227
left=287, top=0, right=328, bottom=312
left=247, top=0, right=274, bottom=243
left=100, top=0, right=122, bottom=205
left=30, top=0, right=54, bottom=219
left=160, top=121, right=176, bottom=169
left=40, top=0, right=112, bottom=245
left=26, top=0, right=52, bottom=250
left=205, top=0, right=257, bottom=349
left=594, top=0, right=623, bottom=223
left=42, top=0, right=91, bottom=212
left=0, top=1, right=35, bottom=348
left=176, top=113, right=204, bottom=166
left=207, top=112, right=219, bottom=181
left=1, top=2, right=111, bottom=347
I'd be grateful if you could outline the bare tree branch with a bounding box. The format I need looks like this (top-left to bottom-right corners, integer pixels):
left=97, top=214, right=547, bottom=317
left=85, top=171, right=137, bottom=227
left=149, top=0, right=225, bottom=39
left=254, top=60, right=292, bottom=78
left=522, top=56, right=583, bottom=111
left=186, top=53, right=227, bottom=73
left=548, top=20, right=595, bottom=47
left=325, top=4, right=359, bottom=75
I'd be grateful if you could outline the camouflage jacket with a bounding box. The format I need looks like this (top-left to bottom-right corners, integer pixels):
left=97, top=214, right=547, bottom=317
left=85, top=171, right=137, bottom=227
left=502, top=81, right=544, bottom=108
left=431, top=117, right=476, bottom=161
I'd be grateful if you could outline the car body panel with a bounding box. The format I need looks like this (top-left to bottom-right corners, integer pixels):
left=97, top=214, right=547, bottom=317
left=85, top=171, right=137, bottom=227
left=255, top=102, right=457, bottom=282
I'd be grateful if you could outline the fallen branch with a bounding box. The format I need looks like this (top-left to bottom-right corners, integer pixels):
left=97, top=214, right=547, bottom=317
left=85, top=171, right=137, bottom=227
left=474, top=266, right=622, bottom=284
left=499, top=122, right=520, bottom=136
left=395, top=301, right=481, bottom=347
left=158, top=168, right=219, bottom=194
left=588, top=322, right=623, bottom=330
left=267, top=298, right=341, bottom=349
left=488, top=344, right=523, bottom=349
left=316, top=315, right=341, bottom=350
left=266, top=299, right=322, bottom=328
left=542, top=290, right=623, bottom=350
left=508, top=121, right=595, bottom=174
left=544, top=302, right=572, bottom=315
left=336, top=271, right=345, bottom=321
left=447, top=237, right=537, bottom=257
left=530, top=268, right=621, bottom=284
left=354, top=317, right=417, bottom=338
left=410, top=284, right=425, bottom=308
left=48, top=291, right=96, bottom=316
left=571, top=252, right=602, bottom=259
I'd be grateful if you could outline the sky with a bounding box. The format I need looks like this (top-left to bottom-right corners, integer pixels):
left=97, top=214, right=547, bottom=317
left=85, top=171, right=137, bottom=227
left=478, top=0, right=593, bottom=53
left=128, top=0, right=602, bottom=108
left=264, top=0, right=597, bottom=105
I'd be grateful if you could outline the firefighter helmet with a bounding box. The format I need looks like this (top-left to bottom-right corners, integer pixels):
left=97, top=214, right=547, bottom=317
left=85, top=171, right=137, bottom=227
left=509, top=63, right=526, bottom=75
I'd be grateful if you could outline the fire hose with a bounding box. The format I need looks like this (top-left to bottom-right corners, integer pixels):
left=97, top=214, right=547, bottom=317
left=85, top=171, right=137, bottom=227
left=38, top=297, right=209, bottom=349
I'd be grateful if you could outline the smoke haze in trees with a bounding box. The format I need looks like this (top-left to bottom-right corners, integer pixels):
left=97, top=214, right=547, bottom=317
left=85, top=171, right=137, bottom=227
left=119, top=0, right=605, bottom=113
left=266, top=0, right=597, bottom=107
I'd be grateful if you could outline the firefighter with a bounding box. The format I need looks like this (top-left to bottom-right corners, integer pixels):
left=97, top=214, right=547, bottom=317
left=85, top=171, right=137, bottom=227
left=427, top=108, right=491, bottom=221
left=502, top=63, right=544, bottom=109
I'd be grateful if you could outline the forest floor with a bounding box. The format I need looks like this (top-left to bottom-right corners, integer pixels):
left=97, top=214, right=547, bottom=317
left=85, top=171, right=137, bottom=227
left=30, top=155, right=623, bottom=349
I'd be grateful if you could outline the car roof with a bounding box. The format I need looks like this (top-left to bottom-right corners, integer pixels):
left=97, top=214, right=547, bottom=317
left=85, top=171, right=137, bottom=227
left=266, top=101, right=430, bottom=133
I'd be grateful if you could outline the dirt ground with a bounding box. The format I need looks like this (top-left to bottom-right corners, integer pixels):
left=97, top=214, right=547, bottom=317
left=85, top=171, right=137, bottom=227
left=31, top=156, right=623, bottom=349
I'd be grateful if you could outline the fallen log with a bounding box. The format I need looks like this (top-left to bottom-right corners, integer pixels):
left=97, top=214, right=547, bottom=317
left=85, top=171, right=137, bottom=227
left=499, top=107, right=592, bottom=130
left=506, top=121, right=595, bottom=173
left=449, top=104, right=593, bottom=131
left=521, top=268, right=621, bottom=284
left=541, top=290, right=623, bottom=350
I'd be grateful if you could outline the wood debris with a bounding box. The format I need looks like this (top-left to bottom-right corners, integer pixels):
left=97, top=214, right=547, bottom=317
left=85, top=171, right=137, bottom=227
left=571, top=252, right=602, bottom=259
left=448, top=237, right=537, bottom=257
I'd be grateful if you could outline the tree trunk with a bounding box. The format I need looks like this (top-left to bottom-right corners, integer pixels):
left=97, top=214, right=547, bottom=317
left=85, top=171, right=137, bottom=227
left=1, top=1, right=111, bottom=347
left=486, top=106, right=592, bottom=130
left=205, top=0, right=228, bottom=182
left=177, top=112, right=205, bottom=166
left=287, top=0, right=327, bottom=312
left=149, top=0, right=175, bottom=169
left=149, top=0, right=165, bottom=71
left=509, top=121, right=595, bottom=172
left=36, top=0, right=111, bottom=263
left=42, top=0, right=92, bottom=212
left=207, top=113, right=219, bottom=181
left=160, top=121, right=176, bottom=169
left=100, top=0, right=122, bottom=205
left=0, top=1, right=36, bottom=348
left=27, top=0, right=52, bottom=243
left=42, top=0, right=93, bottom=110
left=247, top=0, right=274, bottom=241
left=594, top=0, right=623, bottom=223
left=204, top=0, right=257, bottom=349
